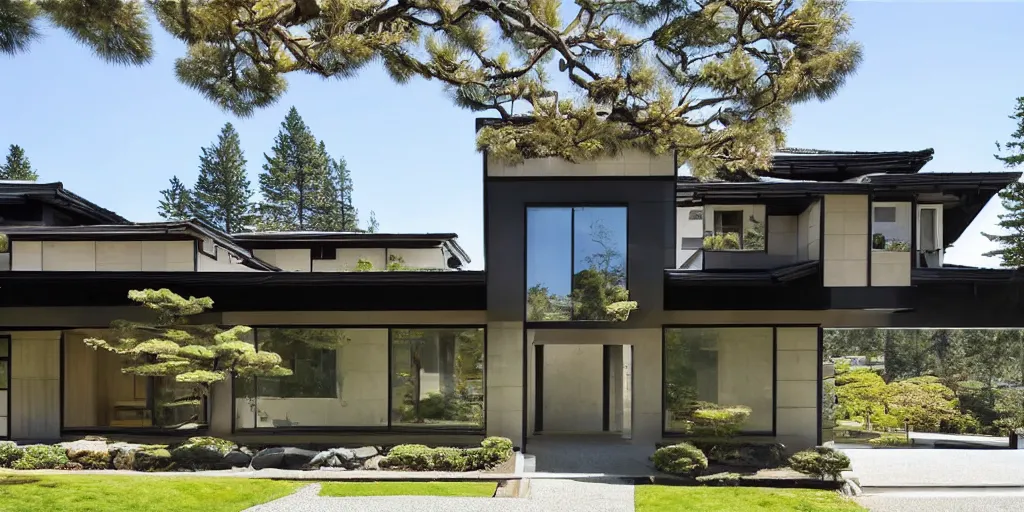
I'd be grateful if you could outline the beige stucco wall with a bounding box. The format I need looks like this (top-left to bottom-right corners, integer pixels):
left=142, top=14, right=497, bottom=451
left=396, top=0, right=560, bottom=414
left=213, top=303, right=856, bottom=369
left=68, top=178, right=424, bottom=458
left=197, top=246, right=258, bottom=272
left=11, top=240, right=195, bottom=271
left=7, top=331, right=60, bottom=440
left=486, top=322, right=524, bottom=446
left=823, top=195, right=868, bottom=286
left=775, top=327, right=820, bottom=450
left=797, top=200, right=821, bottom=260
left=871, top=251, right=912, bottom=286
left=487, top=150, right=676, bottom=178
left=253, top=249, right=310, bottom=272
left=540, top=344, right=603, bottom=432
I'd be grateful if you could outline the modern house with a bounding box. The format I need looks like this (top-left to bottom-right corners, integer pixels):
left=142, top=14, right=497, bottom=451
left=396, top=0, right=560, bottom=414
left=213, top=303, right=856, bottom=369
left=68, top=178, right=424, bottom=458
left=0, top=134, right=1021, bottom=454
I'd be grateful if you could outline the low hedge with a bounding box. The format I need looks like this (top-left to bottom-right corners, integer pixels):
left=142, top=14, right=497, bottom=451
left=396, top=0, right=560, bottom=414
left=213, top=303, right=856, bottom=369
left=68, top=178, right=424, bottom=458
left=379, top=436, right=513, bottom=471
left=868, top=434, right=911, bottom=447
left=12, top=445, right=69, bottom=470
left=652, top=443, right=708, bottom=476
left=0, top=441, right=22, bottom=468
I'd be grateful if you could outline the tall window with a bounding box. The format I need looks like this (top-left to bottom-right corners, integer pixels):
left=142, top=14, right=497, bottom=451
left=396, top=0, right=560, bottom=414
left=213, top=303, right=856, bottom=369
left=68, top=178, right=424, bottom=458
left=0, top=337, right=8, bottom=438
left=663, top=327, right=774, bottom=434
left=526, top=206, right=628, bottom=321
left=872, top=203, right=911, bottom=252
left=390, top=328, right=485, bottom=429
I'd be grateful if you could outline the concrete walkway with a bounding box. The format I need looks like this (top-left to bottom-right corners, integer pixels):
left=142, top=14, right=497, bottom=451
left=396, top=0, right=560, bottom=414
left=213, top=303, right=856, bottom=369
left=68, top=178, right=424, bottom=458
left=844, top=448, right=1024, bottom=487
left=909, top=432, right=1010, bottom=449
left=244, top=479, right=636, bottom=512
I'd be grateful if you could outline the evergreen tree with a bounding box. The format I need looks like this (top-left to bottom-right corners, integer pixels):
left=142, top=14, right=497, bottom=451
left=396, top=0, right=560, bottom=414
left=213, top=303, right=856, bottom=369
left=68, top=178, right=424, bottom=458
left=158, top=176, right=195, bottom=221
left=329, top=155, right=358, bottom=231
left=193, top=123, right=254, bottom=233
left=0, top=144, right=38, bottom=180
left=984, top=98, right=1024, bottom=267
left=365, top=210, right=380, bottom=233
left=257, top=107, right=330, bottom=231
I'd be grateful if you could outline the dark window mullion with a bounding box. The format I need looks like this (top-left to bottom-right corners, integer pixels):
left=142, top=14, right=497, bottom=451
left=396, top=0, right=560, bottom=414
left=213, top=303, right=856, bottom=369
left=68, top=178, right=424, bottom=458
left=570, top=207, right=576, bottom=321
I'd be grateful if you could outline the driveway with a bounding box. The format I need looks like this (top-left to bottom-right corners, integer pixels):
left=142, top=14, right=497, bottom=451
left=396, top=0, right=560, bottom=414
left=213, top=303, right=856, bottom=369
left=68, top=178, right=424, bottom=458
left=843, top=448, right=1024, bottom=487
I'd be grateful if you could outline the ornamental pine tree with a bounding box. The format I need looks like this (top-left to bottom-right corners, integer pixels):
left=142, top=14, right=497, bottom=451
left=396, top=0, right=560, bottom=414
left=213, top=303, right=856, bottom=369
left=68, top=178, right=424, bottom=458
left=157, top=176, right=195, bottom=221
left=257, top=107, right=330, bottom=231
left=193, top=123, right=255, bottom=233
left=984, top=98, right=1024, bottom=267
left=4, top=0, right=861, bottom=173
left=0, top=144, right=38, bottom=181
left=83, top=289, right=291, bottom=399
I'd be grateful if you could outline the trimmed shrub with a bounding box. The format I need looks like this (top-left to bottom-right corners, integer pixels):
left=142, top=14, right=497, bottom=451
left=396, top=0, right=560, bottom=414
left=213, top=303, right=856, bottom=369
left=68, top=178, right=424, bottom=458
left=689, top=440, right=786, bottom=468
left=687, top=403, right=751, bottom=437
left=868, top=434, right=911, bottom=447
left=12, top=445, right=70, bottom=470
left=0, top=442, right=23, bottom=468
left=652, top=443, right=708, bottom=476
left=379, top=437, right=513, bottom=471
left=788, top=447, right=850, bottom=480
left=696, top=472, right=742, bottom=485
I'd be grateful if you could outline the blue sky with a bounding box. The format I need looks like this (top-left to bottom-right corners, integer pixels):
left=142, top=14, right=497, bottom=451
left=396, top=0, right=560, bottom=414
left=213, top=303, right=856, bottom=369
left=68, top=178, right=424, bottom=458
left=1, top=1, right=1021, bottom=271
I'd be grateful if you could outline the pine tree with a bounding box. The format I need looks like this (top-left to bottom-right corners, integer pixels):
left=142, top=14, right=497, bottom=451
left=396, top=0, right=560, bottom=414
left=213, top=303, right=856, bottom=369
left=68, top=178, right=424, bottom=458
left=257, top=107, right=330, bottom=231
left=193, top=123, right=254, bottom=233
left=158, top=176, right=195, bottom=221
left=984, top=98, right=1024, bottom=267
left=330, top=155, right=358, bottom=231
left=0, top=144, right=38, bottom=181
left=365, top=210, right=380, bottom=233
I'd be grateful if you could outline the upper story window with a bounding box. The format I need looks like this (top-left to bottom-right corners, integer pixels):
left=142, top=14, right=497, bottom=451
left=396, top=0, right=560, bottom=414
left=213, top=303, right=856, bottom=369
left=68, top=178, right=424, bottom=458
left=871, top=202, right=911, bottom=252
left=702, top=207, right=765, bottom=251
left=526, top=206, right=627, bottom=322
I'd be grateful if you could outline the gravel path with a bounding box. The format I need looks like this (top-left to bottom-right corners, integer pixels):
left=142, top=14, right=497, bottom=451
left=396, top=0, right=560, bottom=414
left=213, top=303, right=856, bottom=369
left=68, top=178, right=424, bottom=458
left=856, top=488, right=1024, bottom=512
left=244, top=479, right=635, bottom=512
left=844, top=448, right=1024, bottom=487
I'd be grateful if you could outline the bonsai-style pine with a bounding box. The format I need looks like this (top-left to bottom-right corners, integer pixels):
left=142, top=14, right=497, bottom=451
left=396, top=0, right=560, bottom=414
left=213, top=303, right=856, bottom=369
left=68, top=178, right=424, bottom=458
left=84, top=289, right=291, bottom=398
left=3, top=0, right=862, bottom=174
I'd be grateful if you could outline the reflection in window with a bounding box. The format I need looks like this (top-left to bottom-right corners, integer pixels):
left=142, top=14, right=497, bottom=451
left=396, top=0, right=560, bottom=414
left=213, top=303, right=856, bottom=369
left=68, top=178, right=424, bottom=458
left=527, top=206, right=628, bottom=321
left=62, top=329, right=206, bottom=430
left=391, top=328, right=485, bottom=428
left=872, top=203, right=911, bottom=252
left=663, top=328, right=773, bottom=434
left=704, top=210, right=765, bottom=251
left=235, top=328, right=389, bottom=428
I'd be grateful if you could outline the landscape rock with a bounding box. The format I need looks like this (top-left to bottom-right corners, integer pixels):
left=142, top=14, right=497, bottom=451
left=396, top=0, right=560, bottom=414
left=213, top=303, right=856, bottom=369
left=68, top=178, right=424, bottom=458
left=108, top=442, right=145, bottom=470
left=251, top=447, right=318, bottom=470
left=310, top=448, right=359, bottom=469
left=363, top=455, right=385, bottom=470
left=60, top=439, right=112, bottom=470
left=130, top=446, right=174, bottom=472
left=223, top=450, right=252, bottom=468
left=170, top=437, right=237, bottom=470
left=353, top=446, right=378, bottom=459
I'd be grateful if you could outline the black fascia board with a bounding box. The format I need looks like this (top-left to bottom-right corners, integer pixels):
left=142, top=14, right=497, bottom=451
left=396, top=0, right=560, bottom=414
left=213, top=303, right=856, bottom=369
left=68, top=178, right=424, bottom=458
left=764, top=149, right=935, bottom=180
left=233, top=232, right=472, bottom=266
left=0, top=182, right=129, bottom=224
left=912, top=267, right=1024, bottom=284
left=664, top=260, right=820, bottom=285
left=0, top=270, right=487, bottom=286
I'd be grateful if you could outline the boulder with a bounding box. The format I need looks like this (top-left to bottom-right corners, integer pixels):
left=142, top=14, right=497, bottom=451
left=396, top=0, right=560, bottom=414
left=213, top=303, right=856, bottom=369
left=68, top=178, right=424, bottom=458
left=353, top=446, right=378, bottom=459
left=223, top=450, right=252, bottom=468
left=60, top=439, right=112, bottom=470
left=108, top=442, right=146, bottom=470
left=251, top=447, right=318, bottom=470
left=130, top=446, right=174, bottom=472
left=310, top=448, right=358, bottom=469
left=363, top=455, right=385, bottom=471
left=170, top=437, right=237, bottom=470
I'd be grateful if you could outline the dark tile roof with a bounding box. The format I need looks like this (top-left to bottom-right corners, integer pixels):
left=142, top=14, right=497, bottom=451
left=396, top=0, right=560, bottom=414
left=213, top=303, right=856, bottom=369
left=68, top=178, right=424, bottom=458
left=0, top=181, right=128, bottom=224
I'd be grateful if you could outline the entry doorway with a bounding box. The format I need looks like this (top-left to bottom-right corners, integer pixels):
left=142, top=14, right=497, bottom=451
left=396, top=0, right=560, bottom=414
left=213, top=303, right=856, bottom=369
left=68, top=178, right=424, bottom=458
left=534, top=344, right=633, bottom=438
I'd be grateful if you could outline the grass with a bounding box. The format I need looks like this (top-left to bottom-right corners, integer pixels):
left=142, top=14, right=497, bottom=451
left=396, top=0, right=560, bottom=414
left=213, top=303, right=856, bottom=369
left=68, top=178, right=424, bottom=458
left=318, top=481, right=498, bottom=497
left=0, top=474, right=304, bottom=512
left=635, top=486, right=866, bottom=512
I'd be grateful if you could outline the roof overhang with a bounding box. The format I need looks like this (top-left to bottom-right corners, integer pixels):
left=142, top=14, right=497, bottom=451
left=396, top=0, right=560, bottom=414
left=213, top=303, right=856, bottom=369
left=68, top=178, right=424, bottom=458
left=0, top=271, right=487, bottom=311
left=760, top=149, right=935, bottom=182
left=0, top=181, right=128, bottom=224
left=233, top=232, right=472, bottom=267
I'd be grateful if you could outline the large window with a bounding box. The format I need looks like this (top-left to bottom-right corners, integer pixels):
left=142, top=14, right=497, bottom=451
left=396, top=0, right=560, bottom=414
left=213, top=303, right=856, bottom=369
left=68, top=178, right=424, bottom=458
left=526, top=206, right=628, bottom=321
left=62, top=329, right=207, bottom=431
left=0, top=336, right=8, bottom=438
left=391, top=328, right=485, bottom=429
left=663, top=327, right=774, bottom=434
left=871, top=202, right=912, bottom=252
left=233, top=326, right=485, bottom=431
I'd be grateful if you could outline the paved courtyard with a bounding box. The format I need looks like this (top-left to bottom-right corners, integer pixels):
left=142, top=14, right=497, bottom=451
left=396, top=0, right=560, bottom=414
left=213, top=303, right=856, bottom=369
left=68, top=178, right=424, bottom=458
left=843, top=448, right=1024, bottom=487
left=244, top=479, right=636, bottom=512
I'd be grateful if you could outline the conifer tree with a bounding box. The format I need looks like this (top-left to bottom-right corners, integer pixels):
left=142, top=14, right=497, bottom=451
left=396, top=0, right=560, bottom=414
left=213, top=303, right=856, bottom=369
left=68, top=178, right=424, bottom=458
left=84, top=289, right=291, bottom=399
left=257, top=107, right=330, bottom=231
left=330, top=155, right=359, bottom=231
left=984, top=97, right=1024, bottom=267
left=0, top=144, right=38, bottom=181
left=158, top=176, right=195, bottom=221
left=193, top=123, right=254, bottom=233
left=365, top=211, right=380, bottom=233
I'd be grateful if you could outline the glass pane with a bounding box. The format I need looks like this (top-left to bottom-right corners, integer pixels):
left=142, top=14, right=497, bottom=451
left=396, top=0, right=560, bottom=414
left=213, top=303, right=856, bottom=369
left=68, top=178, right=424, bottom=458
left=664, top=328, right=773, bottom=434
left=920, top=209, right=937, bottom=250
left=153, top=377, right=205, bottom=429
left=572, top=207, right=628, bottom=320
left=254, top=328, right=387, bottom=428
left=0, top=362, right=6, bottom=390
left=0, top=338, right=8, bottom=357
left=391, top=328, right=484, bottom=429
left=872, top=203, right=912, bottom=250
left=526, top=207, right=572, bottom=321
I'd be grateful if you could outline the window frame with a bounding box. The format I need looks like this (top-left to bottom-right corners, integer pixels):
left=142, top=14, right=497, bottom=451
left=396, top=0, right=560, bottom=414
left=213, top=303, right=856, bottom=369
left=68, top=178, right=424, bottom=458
left=0, top=335, right=8, bottom=440
left=231, top=324, right=487, bottom=435
left=524, top=203, right=630, bottom=324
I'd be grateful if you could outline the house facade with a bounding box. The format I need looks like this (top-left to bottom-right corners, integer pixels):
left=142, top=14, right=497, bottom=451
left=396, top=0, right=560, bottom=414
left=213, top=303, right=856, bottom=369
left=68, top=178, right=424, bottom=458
left=0, top=134, right=1021, bottom=453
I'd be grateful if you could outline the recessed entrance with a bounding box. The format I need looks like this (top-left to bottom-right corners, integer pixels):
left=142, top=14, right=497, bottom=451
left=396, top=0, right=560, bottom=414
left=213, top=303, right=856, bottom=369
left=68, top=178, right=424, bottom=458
left=534, top=344, right=633, bottom=438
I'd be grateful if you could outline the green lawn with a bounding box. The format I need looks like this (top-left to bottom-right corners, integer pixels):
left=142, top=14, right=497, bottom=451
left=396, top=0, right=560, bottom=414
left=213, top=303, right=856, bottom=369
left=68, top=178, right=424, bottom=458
left=635, top=486, right=866, bottom=512
left=319, top=481, right=498, bottom=497
left=0, top=474, right=304, bottom=512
